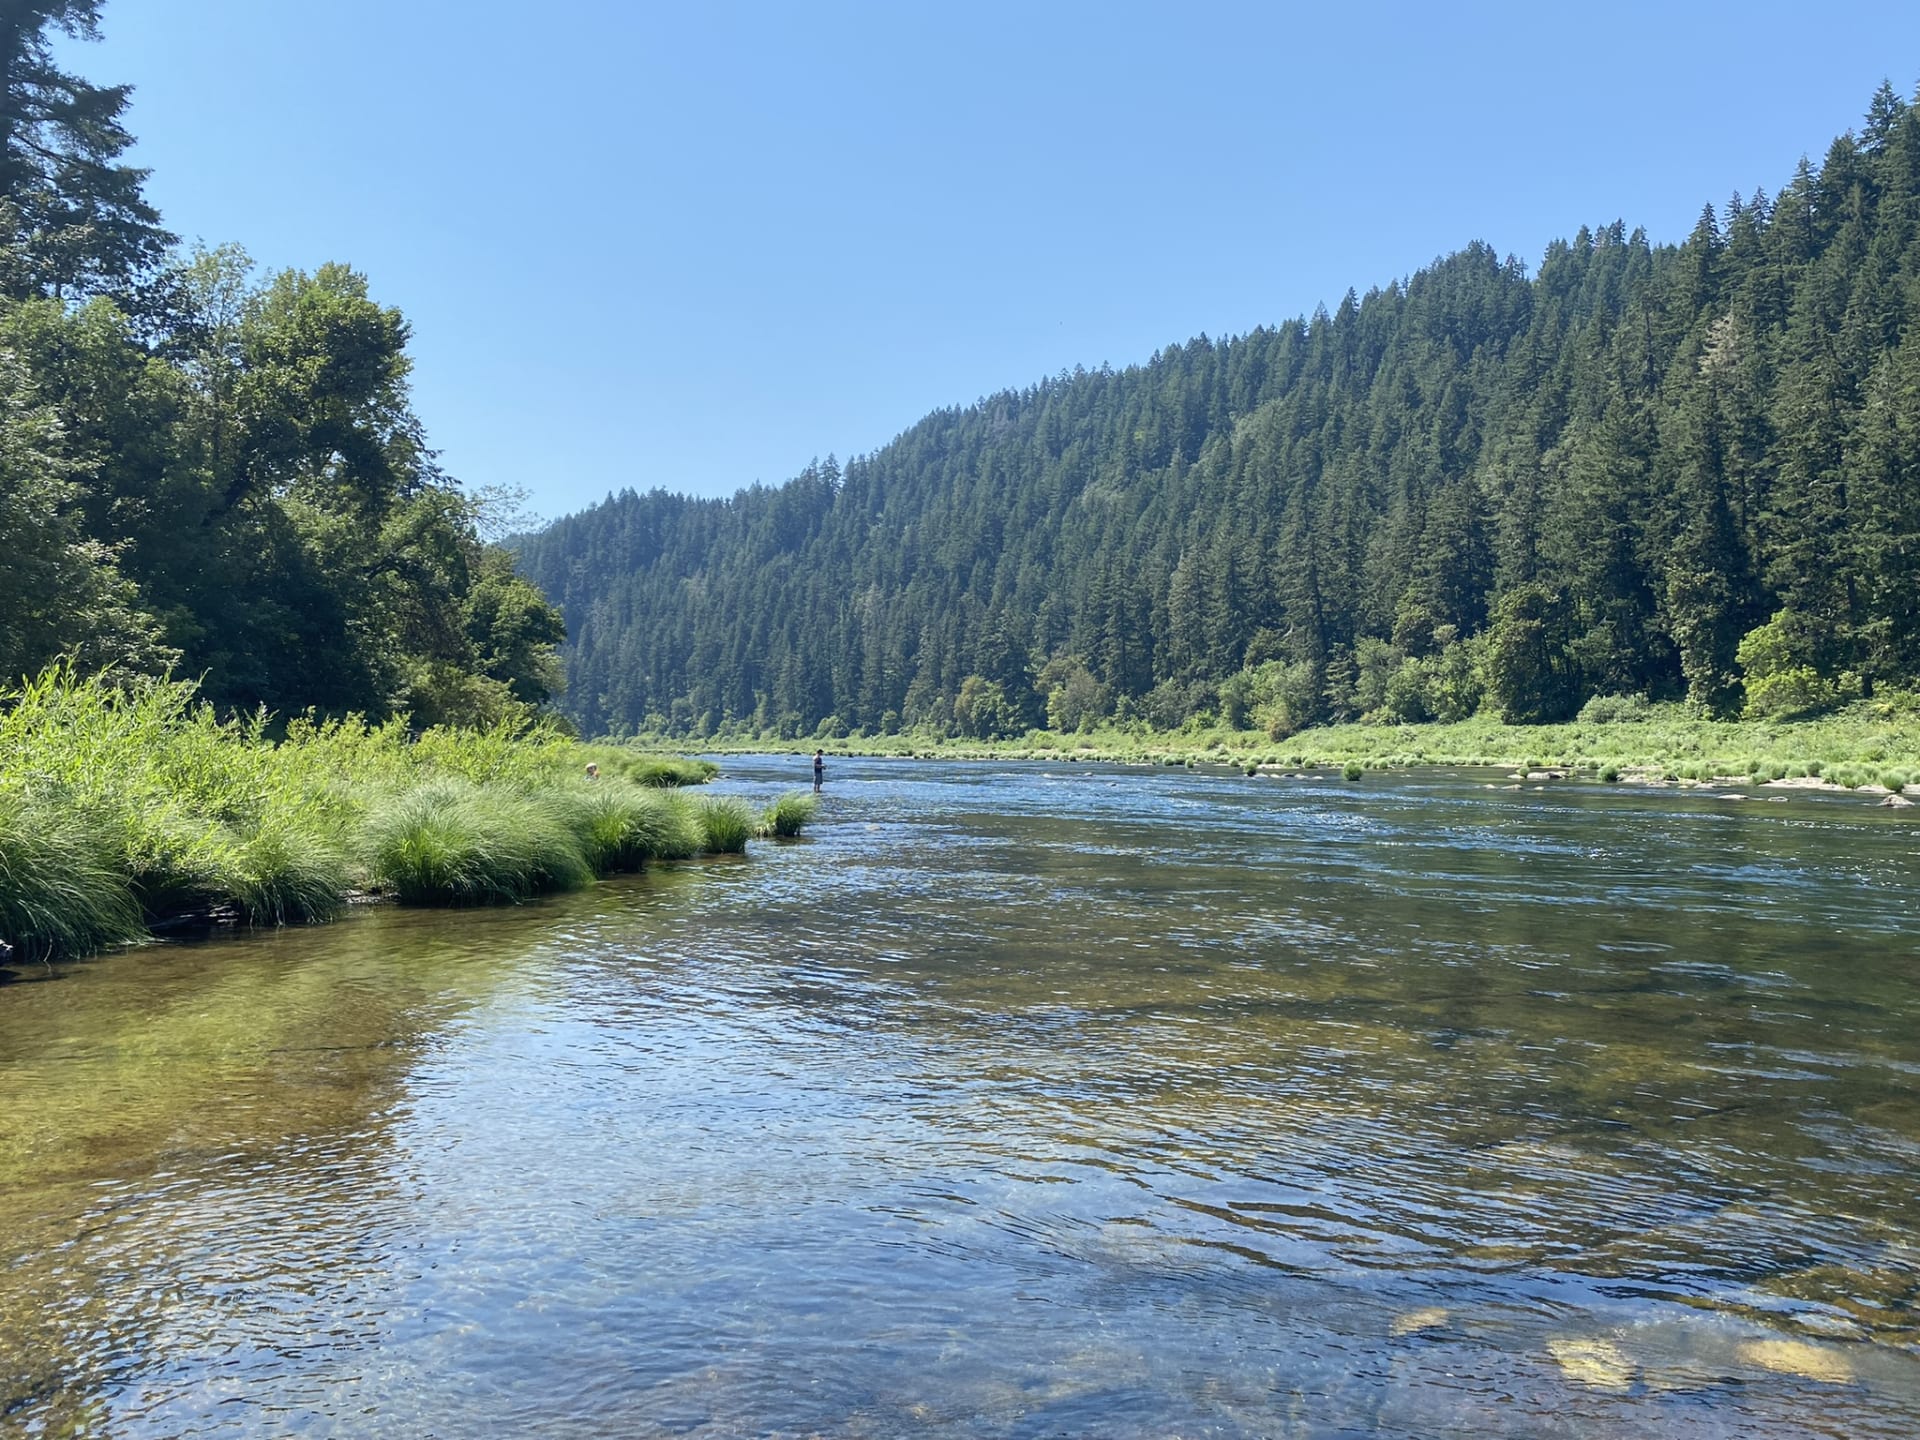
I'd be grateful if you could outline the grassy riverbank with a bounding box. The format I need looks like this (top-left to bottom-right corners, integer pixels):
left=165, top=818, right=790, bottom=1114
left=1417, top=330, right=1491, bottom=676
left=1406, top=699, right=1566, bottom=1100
left=0, top=670, right=816, bottom=963
left=683, top=697, right=1920, bottom=792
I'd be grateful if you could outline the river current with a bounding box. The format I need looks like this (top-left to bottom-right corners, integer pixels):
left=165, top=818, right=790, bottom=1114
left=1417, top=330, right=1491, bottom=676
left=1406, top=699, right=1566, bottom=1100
left=3, top=756, right=1917, bottom=1437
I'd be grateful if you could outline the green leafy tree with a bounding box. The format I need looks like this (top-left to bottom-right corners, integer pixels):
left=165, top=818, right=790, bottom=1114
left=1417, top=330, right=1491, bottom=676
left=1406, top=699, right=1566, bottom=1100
left=464, top=546, right=566, bottom=707
left=0, top=348, right=171, bottom=678
left=1661, top=350, right=1756, bottom=713
left=952, top=674, right=1020, bottom=738
left=1036, top=654, right=1109, bottom=731
left=1486, top=584, right=1581, bottom=723
left=1427, top=630, right=1486, bottom=722
left=1736, top=610, right=1839, bottom=717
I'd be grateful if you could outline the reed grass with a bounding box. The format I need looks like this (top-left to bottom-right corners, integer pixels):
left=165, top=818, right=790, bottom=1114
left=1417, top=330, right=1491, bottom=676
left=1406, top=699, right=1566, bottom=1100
left=222, top=814, right=351, bottom=925
left=0, top=803, right=145, bottom=961
left=758, top=791, right=819, bottom=838
left=362, top=782, right=593, bottom=906
left=541, top=783, right=710, bottom=869
left=696, top=796, right=756, bottom=854
left=0, top=667, right=811, bottom=957
left=361, top=784, right=505, bottom=906
left=650, top=793, right=709, bottom=861
left=574, top=745, right=719, bottom=788
left=557, top=785, right=662, bottom=873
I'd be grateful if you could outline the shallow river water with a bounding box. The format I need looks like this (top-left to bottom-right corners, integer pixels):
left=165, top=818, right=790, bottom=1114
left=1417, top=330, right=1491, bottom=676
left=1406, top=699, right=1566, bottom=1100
left=3, top=757, right=1919, bottom=1438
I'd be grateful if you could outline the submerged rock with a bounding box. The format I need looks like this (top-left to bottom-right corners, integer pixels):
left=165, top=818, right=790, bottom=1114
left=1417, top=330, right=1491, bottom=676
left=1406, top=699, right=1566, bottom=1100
left=1389, top=1307, right=1450, bottom=1336
left=1879, top=793, right=1914, bottom=807
left=1736, top=1338, right=1855, bottom=1385
left=1546, top=1337, right=1637, bottom=1392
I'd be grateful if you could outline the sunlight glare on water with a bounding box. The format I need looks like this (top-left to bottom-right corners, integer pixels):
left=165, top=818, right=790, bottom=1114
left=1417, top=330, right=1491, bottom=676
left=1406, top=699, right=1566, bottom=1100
left=2, top=757, right=1918, bottom=1437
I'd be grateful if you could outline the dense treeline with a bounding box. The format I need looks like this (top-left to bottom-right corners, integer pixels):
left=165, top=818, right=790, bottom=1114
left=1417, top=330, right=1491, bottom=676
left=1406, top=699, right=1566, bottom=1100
left=0, top=2, right=562, bottom=724
left=520, top=84, right=1920, bottom=741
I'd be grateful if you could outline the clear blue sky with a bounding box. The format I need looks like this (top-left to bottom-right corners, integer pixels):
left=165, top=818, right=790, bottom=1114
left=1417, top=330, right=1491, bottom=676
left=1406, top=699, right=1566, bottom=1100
left=80, top=1, right=1920, bottom=518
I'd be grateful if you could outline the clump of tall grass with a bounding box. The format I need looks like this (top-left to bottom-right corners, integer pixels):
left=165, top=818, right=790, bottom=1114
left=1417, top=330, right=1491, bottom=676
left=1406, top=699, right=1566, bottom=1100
left=650, top=792, right=708, bottom=860
left=636, top=756, right=718, bottom=786
left=362, top=781, right=593, bottom=906
left=550, top=783, right=703, bottom=872
left=1343, top=762, right=1364, bottom=782
left=0, top=804, right=145, bottom=960
left=221, top=814, right=350, bottom=925
left=361, top=784, right=498, bottom=905
left=0, top=667, right=738, bottom=956
left=574, top=747, right=718, bottom=788
left=758, top=791, right=818, bottom=838
left=697, top=796, right=756, bottom=854
left=556, top=784, right=646, bottom=873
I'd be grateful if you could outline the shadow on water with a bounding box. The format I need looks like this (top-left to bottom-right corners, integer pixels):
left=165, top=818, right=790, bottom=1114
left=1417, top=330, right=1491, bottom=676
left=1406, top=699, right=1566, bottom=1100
left=2, top=757, right=1918, bottom=1436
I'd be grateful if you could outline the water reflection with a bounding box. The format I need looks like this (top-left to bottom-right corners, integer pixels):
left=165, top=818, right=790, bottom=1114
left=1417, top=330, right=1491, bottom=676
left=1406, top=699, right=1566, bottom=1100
left=2, top=758, right=1917, bottom=1436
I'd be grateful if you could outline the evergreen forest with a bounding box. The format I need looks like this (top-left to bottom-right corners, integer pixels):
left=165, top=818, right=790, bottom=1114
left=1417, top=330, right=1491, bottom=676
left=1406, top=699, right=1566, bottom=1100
left=0, top=1, right=563, bottom=726
left=517, top=84, right=1920, bottom=743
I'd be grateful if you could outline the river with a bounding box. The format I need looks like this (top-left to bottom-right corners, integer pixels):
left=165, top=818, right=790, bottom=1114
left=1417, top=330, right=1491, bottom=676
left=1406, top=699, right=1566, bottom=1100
left=3, top=756, right=1917, bottom=1437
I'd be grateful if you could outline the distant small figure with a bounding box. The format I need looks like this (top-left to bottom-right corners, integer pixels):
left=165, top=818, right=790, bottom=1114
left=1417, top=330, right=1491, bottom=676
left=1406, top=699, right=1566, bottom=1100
left=585, top=762, right=600, bottom=781
left=812, top=749, right=825, bottom=790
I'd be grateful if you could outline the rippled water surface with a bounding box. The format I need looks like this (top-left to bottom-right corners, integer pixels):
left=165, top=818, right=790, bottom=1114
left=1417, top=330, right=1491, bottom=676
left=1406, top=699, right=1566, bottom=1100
left=4, top=757, right=1920, bottom=1437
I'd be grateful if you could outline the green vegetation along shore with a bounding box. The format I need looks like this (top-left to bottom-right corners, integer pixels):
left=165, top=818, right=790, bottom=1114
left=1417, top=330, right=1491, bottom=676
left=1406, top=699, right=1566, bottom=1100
left=0, top=669, right=817, bottom=965
left=684, top=695, right=1920, bottom=796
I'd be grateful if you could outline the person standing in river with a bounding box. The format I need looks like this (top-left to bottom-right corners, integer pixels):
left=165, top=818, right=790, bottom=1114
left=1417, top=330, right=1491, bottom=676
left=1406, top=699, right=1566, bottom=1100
left=812, top=750, right=825, bottom=790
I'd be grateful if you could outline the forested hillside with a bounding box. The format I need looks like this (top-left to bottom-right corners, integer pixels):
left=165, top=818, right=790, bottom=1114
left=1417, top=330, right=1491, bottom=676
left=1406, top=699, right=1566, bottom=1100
left=0, top=1, right=562, bottom=725
left=519, top=84, right=1920, bottom=741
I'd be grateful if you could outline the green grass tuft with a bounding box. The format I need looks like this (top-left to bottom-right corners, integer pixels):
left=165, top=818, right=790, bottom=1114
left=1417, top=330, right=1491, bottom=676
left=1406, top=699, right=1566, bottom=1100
left=0, top=804, right=146, bottom=960
left=550, top=783, right=715, bottom=871
left=758, top=790, right=819, bottom=839
left=0, top=667, right=725, bottom=955
left=697, top=795, right=756, bottom=854
left=221, top=813, right=350, bottom=925
left=363, top=782, right=592, bottom=906
left=575, top=747, right=720, bottom=788
left=362, top=784, right=494, bottom=905
left=646, top=793, right=707, bottom=860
